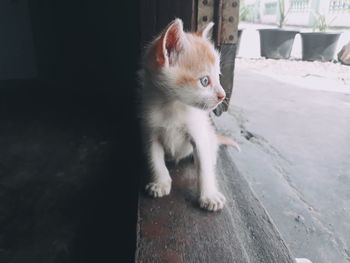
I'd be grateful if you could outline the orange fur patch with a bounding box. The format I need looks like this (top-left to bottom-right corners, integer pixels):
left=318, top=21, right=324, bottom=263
left=176, top=74, right=197, bottom=87
left=147, top=27, right=218, bottom=71
left=190, top=34, right=216, bottom=64
left=176, top=34, right=217, bottom=72
left=195, top=31, right=203, bottom=37
left=195, top=40, right=216, bottom=65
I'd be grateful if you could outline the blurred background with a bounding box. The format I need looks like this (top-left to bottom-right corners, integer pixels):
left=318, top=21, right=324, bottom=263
left=216, top=1, right=350, bottom=263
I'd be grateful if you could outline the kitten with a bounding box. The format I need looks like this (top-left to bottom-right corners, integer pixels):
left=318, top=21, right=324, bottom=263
left=139, top=18, right=239, bottom=211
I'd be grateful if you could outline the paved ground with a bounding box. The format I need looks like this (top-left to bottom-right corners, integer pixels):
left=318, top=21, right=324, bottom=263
left=215, top=59, right=350, bottom=263
left=236, top=58, right=350, bottom=94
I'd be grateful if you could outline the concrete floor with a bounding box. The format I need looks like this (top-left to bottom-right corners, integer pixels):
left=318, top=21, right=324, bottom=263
left=214, top=67, right=350, bottom=263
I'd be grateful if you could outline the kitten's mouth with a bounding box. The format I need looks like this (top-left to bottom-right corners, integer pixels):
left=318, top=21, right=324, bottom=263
left=210, top=101, right=225, bottom=111
left=193, top=101, right=220, bottom=111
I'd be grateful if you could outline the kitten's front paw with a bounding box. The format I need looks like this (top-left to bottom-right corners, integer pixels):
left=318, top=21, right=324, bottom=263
left=199, top=191, right=226, bottom=211
left=145, top=181, right=171, bottom=198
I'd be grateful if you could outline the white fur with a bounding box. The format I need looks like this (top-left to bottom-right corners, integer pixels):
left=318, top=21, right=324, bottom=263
left=139, top=19, right=226, bottom=211
left=199, top=21, right=214, bottom=39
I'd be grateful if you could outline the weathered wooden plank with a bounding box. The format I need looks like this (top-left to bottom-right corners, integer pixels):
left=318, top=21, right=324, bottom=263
left=136, top=148, right=296, bottom=263
left=219, top=0, right=240, bottom=45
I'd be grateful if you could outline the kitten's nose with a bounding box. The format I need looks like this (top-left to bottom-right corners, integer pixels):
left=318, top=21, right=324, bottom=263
left=217, top=93, right=225, bottom=102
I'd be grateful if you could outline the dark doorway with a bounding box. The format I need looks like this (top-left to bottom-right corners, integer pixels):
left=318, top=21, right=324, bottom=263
left=0, top=1, right=141, bottom=262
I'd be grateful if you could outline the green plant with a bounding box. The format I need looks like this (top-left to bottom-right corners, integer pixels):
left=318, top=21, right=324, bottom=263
left=239, top=1, right=255, bottom=22
left=239, top=5, right=250, bottom=21
left=278, top=0, right=289, bottom=28
left=312, top=11, right=336, bottom=32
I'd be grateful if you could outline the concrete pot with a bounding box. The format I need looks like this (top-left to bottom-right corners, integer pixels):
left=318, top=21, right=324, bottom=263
left=300, top=32, right=341, bottom=62
left=258, top=29, right=299, bottom=59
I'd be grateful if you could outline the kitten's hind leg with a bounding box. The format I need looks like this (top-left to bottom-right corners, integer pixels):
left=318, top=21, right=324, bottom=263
left=145, top=138, right=172, bottom=197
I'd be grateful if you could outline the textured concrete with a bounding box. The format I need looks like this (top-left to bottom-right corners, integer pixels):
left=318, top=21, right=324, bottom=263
left=214, top=68, right=350, bottom=263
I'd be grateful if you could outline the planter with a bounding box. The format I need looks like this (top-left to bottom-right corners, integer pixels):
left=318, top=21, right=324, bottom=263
left=258, top=29, right=299, bottom=59
left=300, top=32, right=341, bottom=62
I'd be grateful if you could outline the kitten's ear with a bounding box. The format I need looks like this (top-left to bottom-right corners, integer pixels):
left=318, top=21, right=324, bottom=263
left=197, top=22, right=214, bottom=39
left=155, top=18, right=185, bottom=67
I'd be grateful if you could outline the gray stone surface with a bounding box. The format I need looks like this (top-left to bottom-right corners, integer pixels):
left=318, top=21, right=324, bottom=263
left=214, top=68, right=350, bottom=263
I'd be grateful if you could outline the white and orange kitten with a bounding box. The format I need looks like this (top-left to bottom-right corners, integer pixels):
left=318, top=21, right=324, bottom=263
left=139, top=18, right=239, bottom=211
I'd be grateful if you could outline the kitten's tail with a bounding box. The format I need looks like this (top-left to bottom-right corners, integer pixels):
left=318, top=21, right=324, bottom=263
left=217, top=135, right=241, bottom=152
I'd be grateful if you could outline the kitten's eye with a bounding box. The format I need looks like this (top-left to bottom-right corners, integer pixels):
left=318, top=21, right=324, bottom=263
left=199, top=76, right=210, bottom=87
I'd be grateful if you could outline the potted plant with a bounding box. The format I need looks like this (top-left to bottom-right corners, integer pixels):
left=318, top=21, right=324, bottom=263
left=258, top=0, right=299, bottom=59
left=300, top=12, right=341, bottom=61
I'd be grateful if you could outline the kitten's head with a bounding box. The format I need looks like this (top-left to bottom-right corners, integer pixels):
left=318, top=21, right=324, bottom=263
left=145, top=18, right=225, bottom=111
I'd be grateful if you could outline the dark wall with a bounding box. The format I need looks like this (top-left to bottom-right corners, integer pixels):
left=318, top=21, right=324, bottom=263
left=0, top=0, right=37, bottom=79
left=28, top=0, right=140, bottom=94
left=140, top=0, right=195, bottom=45
left=0, top=0, right=141, bottom=262
left=29, top=0, right=142, bottom=261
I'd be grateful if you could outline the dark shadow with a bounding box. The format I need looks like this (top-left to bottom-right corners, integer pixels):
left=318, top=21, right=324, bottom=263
left=0, top=0, right=142, bottom=262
